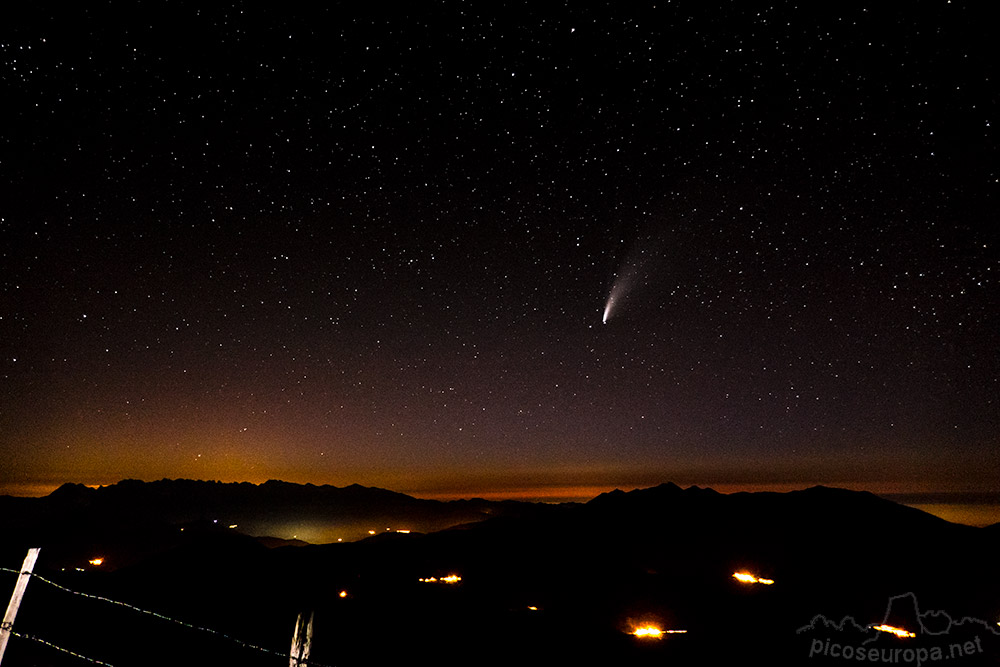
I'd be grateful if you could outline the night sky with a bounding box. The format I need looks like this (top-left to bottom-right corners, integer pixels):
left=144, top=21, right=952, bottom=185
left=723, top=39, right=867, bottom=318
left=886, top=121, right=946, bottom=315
left=2, top=2, right=998, bottom=503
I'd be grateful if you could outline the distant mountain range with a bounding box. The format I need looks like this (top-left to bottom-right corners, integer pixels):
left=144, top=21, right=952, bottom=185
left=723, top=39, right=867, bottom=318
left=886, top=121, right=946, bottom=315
left=0, top=478, right=556, bottom=569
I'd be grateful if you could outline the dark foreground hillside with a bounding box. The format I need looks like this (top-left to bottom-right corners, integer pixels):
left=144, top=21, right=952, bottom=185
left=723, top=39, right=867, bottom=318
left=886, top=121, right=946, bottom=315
left=2, top=483, right=998, bottom=666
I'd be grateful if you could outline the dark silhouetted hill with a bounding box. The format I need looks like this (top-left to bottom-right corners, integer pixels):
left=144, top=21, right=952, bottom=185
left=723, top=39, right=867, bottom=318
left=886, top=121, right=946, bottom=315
left=0, top=478, right=558, bottom=570
left=2, top=482, right=998, bottom=666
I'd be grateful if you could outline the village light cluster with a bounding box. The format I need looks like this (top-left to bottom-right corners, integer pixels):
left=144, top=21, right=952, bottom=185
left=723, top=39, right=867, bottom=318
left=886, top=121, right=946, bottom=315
left=419, top=574, right=462, bottom=584
left=632, top=626, right=664, bottom=638
left=732, top=571, right=774, bottom=585
left=628, top=624, right=688, bottom=639
left=870, top=624, right=916, bottom=638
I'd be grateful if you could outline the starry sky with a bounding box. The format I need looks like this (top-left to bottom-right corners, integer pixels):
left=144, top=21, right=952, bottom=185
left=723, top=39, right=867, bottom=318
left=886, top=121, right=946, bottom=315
left=2, top=2, right=998, bottom=502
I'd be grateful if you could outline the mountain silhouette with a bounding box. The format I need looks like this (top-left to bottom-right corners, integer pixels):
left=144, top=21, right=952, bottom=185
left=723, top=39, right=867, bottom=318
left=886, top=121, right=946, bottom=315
left=0, top=478, right=556, bottom=570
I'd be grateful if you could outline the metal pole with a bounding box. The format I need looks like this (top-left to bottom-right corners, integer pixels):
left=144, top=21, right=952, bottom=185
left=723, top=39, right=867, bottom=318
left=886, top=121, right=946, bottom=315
left=0, top=548, right=41, bottom=665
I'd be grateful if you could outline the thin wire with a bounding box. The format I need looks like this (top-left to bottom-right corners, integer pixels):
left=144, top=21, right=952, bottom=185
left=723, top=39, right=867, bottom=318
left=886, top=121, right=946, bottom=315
left=7, top=628, right=116, bottom=666
left=1, top=566, right=332, bottom=666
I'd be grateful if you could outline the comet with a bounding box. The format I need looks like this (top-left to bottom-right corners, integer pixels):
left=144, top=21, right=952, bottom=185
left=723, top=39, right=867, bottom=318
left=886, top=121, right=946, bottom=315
left=602, top=257, right=638, bottom=324
left=602, top=233, right=659, bottom=324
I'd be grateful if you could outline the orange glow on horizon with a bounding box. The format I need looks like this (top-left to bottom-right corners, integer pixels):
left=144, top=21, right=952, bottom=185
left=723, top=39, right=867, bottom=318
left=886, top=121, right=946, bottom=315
left=88, top=557, right=104, bottom=566
left=408, top=484, right=623, bottom=503
left=733, top=572, right=774, bottom=585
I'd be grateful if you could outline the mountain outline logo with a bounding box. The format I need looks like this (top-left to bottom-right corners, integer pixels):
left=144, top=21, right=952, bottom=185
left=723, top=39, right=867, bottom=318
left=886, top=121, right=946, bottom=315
left=797, top=592, right=999, bottom=664
left=797, top=592, right=1000, bottom=645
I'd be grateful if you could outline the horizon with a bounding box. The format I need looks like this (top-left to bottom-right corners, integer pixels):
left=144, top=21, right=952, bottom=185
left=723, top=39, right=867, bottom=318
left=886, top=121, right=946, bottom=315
left=4, top=476, right=998, bottom=527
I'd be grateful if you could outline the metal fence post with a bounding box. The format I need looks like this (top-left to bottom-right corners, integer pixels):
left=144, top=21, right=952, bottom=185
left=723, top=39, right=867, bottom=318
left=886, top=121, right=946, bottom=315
left=0, top=548, right=41, bottom=665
